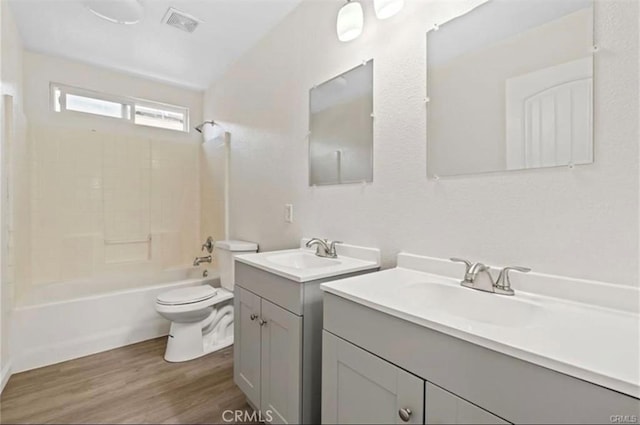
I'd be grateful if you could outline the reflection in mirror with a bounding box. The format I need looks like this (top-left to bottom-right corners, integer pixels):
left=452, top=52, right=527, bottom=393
left=427, top=0, right=594, bottom=177
left=309, top=60, right=373, bottom=185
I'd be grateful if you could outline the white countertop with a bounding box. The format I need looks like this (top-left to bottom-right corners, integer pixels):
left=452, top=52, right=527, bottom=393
left=320, top=255, right=640, bottom=398
left=235, top=240, right=380, bottom=283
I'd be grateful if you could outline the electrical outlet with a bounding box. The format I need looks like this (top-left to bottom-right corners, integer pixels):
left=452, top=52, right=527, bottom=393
left=284, top=204, right=294, bottom=223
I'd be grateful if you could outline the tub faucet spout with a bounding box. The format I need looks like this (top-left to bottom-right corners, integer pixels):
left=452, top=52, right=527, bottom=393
left=193, top=255, right=212, bottom=266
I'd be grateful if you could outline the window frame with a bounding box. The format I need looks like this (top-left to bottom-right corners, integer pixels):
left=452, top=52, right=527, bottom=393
left=50, top=83, right=190, bottom=133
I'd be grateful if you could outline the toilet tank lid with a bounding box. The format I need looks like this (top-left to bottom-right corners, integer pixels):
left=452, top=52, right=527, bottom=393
left=215, top=240, right=258, bottom=252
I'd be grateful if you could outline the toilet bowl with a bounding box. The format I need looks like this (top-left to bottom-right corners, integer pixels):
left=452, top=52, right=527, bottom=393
left=155, top=240, right=258, bottom=362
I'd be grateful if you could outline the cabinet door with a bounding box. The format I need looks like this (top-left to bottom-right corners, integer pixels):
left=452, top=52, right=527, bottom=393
left=425, top=383, right=509, bottom=424
left=234, top=286, right=262, bottom=408
left=322, top=331, right=424, bottom=425
left=260, top=298, right=302, bottom=424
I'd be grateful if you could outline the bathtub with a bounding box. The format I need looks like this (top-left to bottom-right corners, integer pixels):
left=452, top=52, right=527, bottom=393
left=11, top=268, right=219, bottom=373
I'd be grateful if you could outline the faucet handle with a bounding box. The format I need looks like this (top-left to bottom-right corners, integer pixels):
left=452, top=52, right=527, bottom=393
left=496, top=266, right=531, bottom=289
left=450, top=258, right=474, bottom=283
left=328, top=241, right=343, bottom=258
left=450, top=257, right=472, bottom=272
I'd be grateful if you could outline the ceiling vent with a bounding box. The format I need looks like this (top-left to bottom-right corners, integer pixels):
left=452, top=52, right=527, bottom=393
left=162, top=7, right=202, bottom=33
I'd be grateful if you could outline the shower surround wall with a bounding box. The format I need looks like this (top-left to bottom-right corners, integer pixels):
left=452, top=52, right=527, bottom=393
left=21, top=52, right=204, bottom=304
left=204, top=0, right=639, bottom=287
left=200, top=133, right=228, bottom=268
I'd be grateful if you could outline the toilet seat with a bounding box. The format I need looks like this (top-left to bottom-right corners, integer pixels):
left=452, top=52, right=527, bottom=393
left=157, top=285, right=218, bottom=306
left=156, top=288, right=234, bottom=315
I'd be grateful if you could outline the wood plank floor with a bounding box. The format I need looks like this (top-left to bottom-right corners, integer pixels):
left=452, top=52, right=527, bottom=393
left=0, top=338, right=254, bottom=424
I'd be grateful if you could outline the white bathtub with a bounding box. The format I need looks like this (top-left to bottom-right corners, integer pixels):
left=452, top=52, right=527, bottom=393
left=11, top=268, right=219, bottom=373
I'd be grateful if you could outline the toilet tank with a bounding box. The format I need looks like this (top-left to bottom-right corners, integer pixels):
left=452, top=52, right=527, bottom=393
left=214, top=240, right=258, bottom=291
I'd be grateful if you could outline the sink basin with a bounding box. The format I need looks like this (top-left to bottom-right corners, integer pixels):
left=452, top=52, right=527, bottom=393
left=265, top=252, right=341, bottom=270
left=234, top=241, right=380, bottom=282
left=399, top=282, right=541, bottom=327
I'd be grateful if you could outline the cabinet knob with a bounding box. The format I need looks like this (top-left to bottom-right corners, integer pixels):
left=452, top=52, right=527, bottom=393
left=250, top=314, right=258, bottom=321
left=258, top=318, right=267, bottom=326
left=398, top=408, right=412, bottom=422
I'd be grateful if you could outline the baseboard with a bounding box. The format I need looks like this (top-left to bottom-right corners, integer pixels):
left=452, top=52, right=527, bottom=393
left=13, top=320, right=170, bottom=373
left=1, top=359, right=12, bottom=393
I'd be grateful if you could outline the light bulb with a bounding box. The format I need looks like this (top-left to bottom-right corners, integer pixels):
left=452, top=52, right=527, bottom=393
left=374, top=0, right=404, bottom=20
left=336, top=1, right=364, bottom=42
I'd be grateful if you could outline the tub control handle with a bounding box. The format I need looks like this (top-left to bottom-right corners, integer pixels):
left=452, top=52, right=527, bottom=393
left=201, top=236, right=214, bottom=254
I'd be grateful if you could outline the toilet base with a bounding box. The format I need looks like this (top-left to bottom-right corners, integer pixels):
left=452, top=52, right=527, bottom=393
left=164, top=316, right=234, bottom=363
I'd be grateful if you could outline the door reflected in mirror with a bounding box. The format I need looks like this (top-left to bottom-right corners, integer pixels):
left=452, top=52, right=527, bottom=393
left=309, top=60, right=373, bottom=186
left=427, top=0, right=594, bottom=177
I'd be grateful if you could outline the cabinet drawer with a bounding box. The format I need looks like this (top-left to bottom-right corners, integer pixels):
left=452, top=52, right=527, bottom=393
left=426, top=383, right=508, bottom=424
left=235, top=262, right=303, bottom=315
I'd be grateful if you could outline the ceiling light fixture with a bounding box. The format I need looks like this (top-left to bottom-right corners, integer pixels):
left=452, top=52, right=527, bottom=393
left=336, top=0, right=364, bottom=42
left=373, top=0, right=404, bottom=20
left=84, top=0, right=144, bottom=25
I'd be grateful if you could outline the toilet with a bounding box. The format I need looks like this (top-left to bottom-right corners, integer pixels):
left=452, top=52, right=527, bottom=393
left=155, top=240, right=258, bottom=362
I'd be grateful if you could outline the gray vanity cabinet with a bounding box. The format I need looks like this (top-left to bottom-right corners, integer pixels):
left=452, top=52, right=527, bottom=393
left=322, top=331, right=425, bottom=424
left=234, top=261, right=380, bottom=424
left=323, top=330, right=506, bottom=425
left=425, top=383, right=508, bottom=425
left=322, top=292, right=640, bottom=424
left=234, top=286, right=302, bottom=424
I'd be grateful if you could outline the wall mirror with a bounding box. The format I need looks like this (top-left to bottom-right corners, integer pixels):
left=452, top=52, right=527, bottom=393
left=427, top=0, right=594, bottom=177
left=309, top=60, right=373, bottom=186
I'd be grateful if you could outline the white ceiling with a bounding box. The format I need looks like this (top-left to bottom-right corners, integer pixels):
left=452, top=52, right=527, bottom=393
left=8, top=0, right=303, bottom=91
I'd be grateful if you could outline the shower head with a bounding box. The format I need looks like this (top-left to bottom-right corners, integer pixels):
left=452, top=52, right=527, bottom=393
left=195, top=120, right=216, bottom=133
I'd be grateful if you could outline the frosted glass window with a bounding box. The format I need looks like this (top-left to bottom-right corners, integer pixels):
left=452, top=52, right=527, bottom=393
left=134, top=104, right=187, bottom=131
left=66, top=93, right=125, bottom=119
left=51, top=83, right=189, bottom=133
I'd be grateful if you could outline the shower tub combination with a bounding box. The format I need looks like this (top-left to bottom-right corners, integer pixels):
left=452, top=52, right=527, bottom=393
left=11, top=267, right=216, bottom=373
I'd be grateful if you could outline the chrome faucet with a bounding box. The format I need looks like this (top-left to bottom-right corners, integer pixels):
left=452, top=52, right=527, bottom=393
left=193, top=255, right=212, bottom=266
left=450, top=258, right=530, bottom=296
left=306, top=238, right=342, bottom=258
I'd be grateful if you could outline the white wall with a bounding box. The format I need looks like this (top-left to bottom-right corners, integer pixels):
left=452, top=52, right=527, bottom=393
left=20, top=52, right=204, bottom=302
left=0, top=0, right=27, bottom=390
left=204, top=0, right=639, bottom=286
